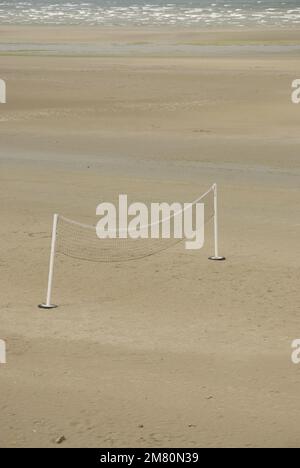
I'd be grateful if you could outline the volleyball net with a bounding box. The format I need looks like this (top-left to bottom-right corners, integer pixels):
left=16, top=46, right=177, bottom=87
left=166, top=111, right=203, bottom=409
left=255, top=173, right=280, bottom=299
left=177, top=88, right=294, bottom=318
left=39, top=183, right=225, bottom=309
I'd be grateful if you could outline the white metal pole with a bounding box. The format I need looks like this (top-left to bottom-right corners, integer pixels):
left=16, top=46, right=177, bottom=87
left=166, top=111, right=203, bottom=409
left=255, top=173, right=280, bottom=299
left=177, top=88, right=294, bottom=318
left=213, top=183, right=219, bottom=258
left=39, top=214, right=59, bottom=309
left=209, top=184, right=225, bottom=261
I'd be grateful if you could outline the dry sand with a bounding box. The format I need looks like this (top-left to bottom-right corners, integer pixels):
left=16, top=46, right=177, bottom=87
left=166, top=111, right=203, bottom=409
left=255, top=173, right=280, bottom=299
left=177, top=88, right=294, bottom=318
left=0, top=26, right=300, bottom=448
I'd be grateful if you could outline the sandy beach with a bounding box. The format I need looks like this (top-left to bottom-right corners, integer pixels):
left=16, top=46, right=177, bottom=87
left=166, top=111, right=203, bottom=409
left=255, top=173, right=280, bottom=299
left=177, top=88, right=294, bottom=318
left=0, top=25, right=300, bottom=448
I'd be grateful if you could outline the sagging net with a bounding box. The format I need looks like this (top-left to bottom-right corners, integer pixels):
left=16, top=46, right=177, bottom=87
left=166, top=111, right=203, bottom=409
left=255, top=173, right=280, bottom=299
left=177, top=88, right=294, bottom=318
left=56, top=186, right=215, bottom=263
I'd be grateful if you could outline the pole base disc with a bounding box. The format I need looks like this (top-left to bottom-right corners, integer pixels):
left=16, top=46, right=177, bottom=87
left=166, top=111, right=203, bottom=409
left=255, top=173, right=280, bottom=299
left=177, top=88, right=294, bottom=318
left=38, top=304, right=58, bottom=310
left=209, top=256, right=226, bottom=261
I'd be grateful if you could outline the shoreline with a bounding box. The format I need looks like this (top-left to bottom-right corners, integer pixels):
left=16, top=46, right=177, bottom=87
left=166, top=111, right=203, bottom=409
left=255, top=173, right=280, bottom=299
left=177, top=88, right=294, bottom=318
left=1, top=24, right=300, bottom=43
left=1, top=25, right=300, bottom=58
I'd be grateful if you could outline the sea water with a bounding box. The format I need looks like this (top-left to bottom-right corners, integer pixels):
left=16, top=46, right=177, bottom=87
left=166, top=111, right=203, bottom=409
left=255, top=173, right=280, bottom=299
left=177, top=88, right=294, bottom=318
left=0, top=0, right=299, bottom=27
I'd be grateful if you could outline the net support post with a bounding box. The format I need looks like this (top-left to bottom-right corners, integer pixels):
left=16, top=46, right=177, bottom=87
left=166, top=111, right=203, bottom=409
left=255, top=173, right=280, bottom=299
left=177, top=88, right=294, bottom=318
left=209, top=184, right=226, bottom=261
left=39, top=214, right=59, bottom=309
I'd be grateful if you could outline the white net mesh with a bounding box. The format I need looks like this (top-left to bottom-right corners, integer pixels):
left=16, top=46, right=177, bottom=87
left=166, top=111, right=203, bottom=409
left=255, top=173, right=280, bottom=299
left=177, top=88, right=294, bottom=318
left=56, top=186, right=215, bottom=263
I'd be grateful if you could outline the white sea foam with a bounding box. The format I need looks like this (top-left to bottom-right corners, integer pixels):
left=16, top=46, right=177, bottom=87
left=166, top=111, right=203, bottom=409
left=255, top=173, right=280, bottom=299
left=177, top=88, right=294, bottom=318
left=0, top=1, right=299, bottom=27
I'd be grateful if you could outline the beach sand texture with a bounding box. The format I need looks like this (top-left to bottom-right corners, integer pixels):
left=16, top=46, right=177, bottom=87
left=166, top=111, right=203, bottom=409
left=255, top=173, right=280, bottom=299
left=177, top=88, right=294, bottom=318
left=0, top=26, right=300, bottom=447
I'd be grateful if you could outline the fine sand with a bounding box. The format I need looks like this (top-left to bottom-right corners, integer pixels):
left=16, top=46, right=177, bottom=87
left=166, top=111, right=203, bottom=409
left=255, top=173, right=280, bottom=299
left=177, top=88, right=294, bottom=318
left=0, top=26, right=300, bottom=448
